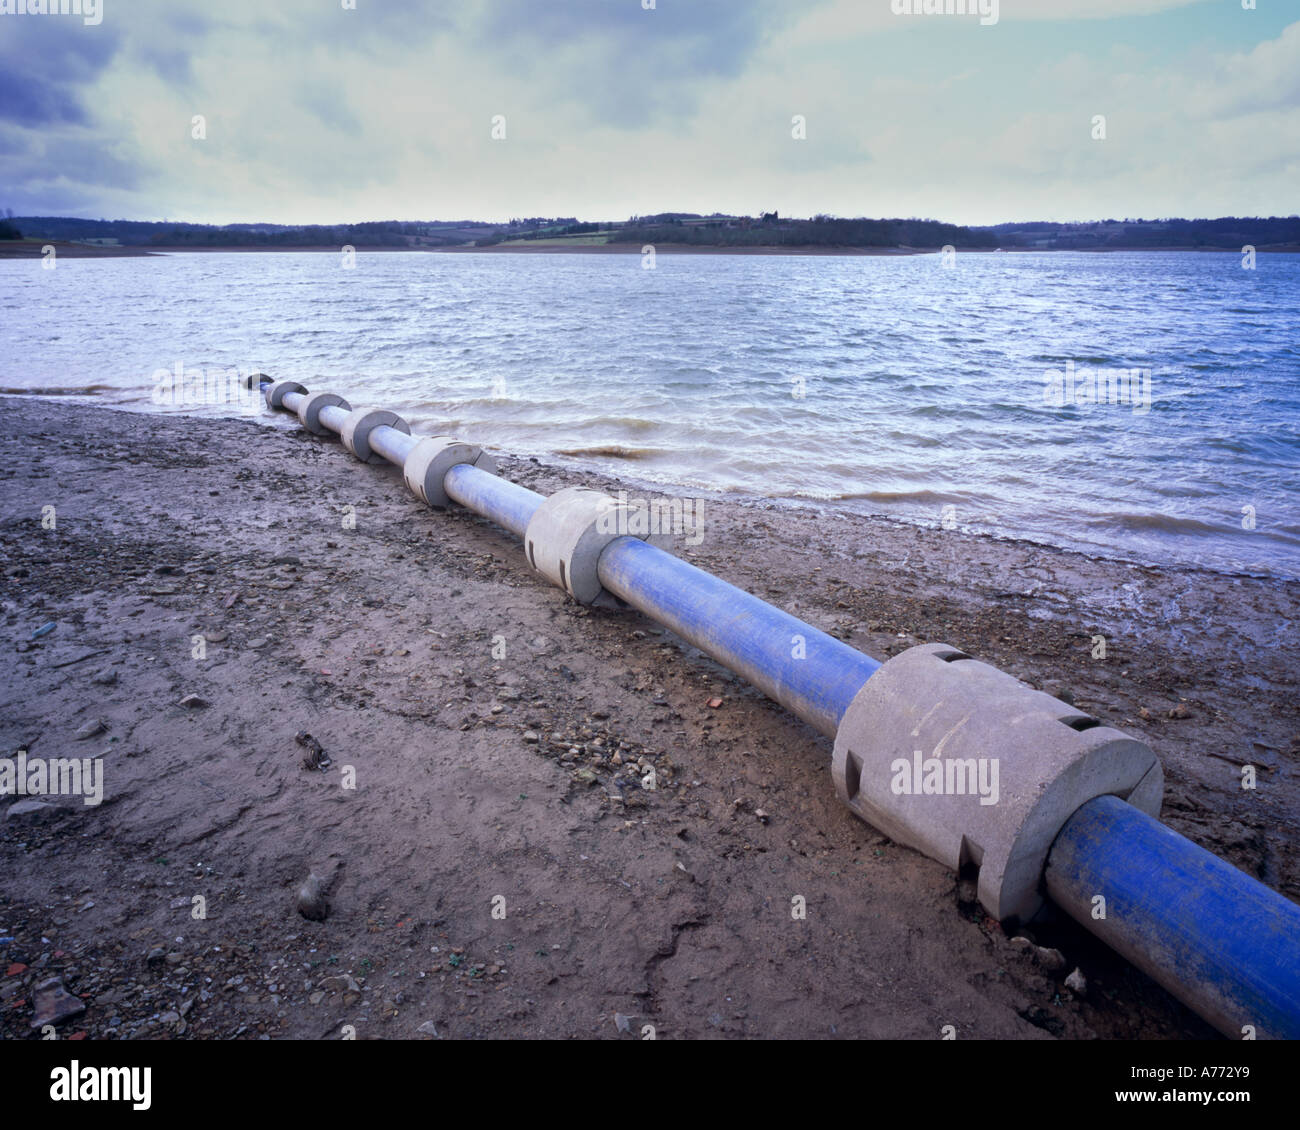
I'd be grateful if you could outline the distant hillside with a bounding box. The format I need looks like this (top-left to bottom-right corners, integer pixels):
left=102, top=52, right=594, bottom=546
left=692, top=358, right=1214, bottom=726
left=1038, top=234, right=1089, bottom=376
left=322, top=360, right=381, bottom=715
left=9, top=213, right=1299, bottom=252
left=611, top=214, right=997, bottom=250
left=7, top=217, right=498, bottom=248
left=986, top=216, right=1300, bottom=250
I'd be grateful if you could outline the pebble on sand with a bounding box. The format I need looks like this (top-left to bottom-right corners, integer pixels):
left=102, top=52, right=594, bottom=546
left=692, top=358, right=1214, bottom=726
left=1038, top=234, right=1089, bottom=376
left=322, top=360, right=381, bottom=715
left=30, top=976, right=86, bottom=1030
left=296, top=870, right=332, bottom=921
left=5, top=799, right=59, bottom=824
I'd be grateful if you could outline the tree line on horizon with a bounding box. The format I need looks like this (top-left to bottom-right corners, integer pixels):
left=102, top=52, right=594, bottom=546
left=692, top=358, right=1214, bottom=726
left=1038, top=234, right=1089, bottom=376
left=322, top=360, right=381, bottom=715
left=5, top=213, right=1299, bottom=251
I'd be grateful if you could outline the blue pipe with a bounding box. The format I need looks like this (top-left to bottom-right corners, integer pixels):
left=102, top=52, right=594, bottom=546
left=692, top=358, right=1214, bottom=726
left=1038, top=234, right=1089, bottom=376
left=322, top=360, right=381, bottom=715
left=597, top=535, right=879, bottom=738
left=318, top=404, right=348, bottom=435
left=369, top=423, right=418, bottom=465
left=1046, top=793, right=1300, bottom=1039
left=258, top=378, right=1300, bottom=1038
left=443, top=462, right=544, bottom=540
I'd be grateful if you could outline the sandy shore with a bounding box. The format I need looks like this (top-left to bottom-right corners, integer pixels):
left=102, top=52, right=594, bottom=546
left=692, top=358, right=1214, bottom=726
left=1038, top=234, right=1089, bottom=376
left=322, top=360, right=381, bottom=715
left=1, top=397, right=1296, bottom=1040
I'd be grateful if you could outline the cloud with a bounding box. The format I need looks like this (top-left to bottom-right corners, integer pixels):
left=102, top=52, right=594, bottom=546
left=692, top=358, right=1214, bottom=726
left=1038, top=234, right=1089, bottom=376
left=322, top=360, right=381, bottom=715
left=0, top=14, right=122, bottom=126
left=786, top=0, right=1213, bottom=45
left=0, top=1, right=1294, bottom=224
left=468, top=0, right=800, bottom=128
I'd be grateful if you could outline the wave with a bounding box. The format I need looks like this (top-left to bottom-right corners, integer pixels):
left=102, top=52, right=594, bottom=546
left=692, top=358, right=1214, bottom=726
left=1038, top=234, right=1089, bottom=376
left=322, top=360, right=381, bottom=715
left=1085, top=512, right=1230, bottom=537
left=815, top=488, right=973, bottom=505
left=0, top=384, right=118, bottom=396
left=555, top=445, right=661, bottom=461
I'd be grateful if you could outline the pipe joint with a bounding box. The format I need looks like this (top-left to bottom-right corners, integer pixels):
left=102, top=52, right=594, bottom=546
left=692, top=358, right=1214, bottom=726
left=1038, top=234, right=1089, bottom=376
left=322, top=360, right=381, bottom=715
left=341, top=407, right=409, bottom=463
left=298, top=392, right=352, bottom=435
left=265, top=380, right=308, bottom=410
left=524, top=486, right=666, bottom=606
left=403, top=436, right=498, bottom=509
left=831, top=641, right=1163, bottom=924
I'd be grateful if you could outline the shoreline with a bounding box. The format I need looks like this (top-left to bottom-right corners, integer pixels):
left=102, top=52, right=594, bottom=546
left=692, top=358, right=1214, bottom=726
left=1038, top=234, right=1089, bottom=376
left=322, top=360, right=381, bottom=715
left=4, top=241, right=1298, bottom=260
left=2, top=398, right=1296, bottom=1040
left=6, top=392, right=1294, bottom=586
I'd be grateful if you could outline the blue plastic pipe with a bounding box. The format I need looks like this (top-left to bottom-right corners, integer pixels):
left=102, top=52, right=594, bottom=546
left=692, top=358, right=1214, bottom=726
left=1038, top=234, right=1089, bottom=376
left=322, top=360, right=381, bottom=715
left=598, top=535, right=879, bottom=739
left=257, top=378, right=1300, bottom=1039
left=368, top=423, right=418, bottom=465
left=1046, top=794, right=1300, bottom=1039
left=444, top=462, right=543, bottom=540
left=318, top=404, right=348, bottom=435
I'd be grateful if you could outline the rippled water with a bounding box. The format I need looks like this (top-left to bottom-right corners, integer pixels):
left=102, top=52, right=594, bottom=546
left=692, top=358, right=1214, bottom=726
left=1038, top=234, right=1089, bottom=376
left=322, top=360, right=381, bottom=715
left=3, top=249, right=1299, bottom=577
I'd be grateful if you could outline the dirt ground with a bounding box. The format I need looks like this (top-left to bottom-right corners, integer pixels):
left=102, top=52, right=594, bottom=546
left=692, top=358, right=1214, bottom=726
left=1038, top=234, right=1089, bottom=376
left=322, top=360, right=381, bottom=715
left=1, top=396, right=1296, bottom=1040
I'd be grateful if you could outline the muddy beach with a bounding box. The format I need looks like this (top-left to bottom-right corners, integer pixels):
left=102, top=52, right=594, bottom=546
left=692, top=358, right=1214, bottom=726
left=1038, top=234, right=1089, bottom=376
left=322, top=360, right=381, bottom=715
left=1, top=396, right=1296, bottom=1040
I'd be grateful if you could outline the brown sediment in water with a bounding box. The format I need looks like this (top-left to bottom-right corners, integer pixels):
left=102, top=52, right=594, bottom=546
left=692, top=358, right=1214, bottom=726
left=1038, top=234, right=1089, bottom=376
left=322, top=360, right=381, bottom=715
left=1, top=396, right=1295, bottom=1040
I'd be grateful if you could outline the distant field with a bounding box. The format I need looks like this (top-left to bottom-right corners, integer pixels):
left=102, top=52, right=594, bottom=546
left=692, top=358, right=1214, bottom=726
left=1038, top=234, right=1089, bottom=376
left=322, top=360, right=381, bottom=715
left=493, top=232, right=614, bottom=247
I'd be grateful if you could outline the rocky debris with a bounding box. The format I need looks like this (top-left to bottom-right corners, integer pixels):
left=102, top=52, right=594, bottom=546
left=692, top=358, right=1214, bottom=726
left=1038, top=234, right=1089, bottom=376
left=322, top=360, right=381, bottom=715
left=295, top=731, right=332, bottom=771
left=296, top=874, right=330, bottom=921
left=417, top=1019, right=439, bottom=1037
left=319, top=973, right=360, bottom=994
left=90, top=667, right=118, bottom=686
left=5, top=799, right=59, bottom=824
left=1010, top=936, right=1068, bottom=972
left=179, top=694, right=209, bottom=709
left=296, top=861, right=341, bottom=921
left=30, top=976, right=86, bottom=1030
left=518, top=719, right=675, bottom=802
left=1168, top=703, right=1192, bottom=720
left=74, top=718, right=106, bottom=740
left=1065, top=967, right=1088, bottom=995
left=1034, top=946, right=1066, bottom=972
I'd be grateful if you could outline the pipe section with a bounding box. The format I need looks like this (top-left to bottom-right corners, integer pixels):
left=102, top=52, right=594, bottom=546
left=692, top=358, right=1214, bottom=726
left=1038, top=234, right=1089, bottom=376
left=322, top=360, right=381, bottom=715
left=444, top=462, right=544, bottom=540
left=597, top=534, right=879, bottom=738
left=255, top=376, right=1300, bottom=1039
left=1046, top=793, right=1300, bottom=1040
left=369, top=423, right=418, bottom=465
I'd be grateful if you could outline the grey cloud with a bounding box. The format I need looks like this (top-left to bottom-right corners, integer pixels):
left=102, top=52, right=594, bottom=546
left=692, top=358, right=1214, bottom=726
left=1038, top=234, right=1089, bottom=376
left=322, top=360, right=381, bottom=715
left=0, top=16, right=123, bottom=125
left=474, top=0, right=798, bottom=127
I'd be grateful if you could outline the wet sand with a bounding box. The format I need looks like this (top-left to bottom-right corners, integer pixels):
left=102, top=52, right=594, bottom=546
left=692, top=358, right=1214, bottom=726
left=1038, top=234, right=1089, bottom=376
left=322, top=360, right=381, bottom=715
left=1, top=396, right=1296, bottom=1040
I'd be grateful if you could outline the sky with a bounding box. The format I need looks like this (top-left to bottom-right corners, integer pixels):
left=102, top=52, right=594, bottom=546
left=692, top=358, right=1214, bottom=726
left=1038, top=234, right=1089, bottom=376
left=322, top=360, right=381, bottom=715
left=1, top=0, right=1297, bottom=226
